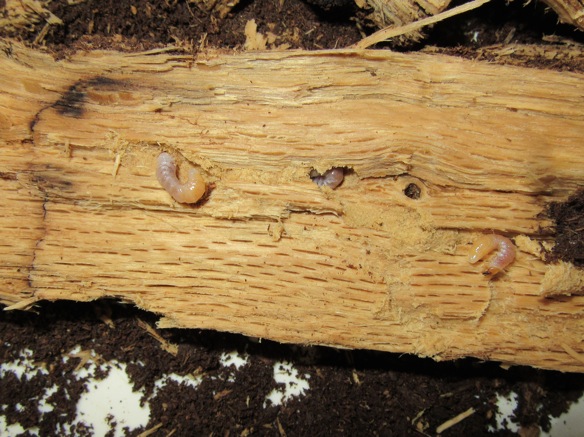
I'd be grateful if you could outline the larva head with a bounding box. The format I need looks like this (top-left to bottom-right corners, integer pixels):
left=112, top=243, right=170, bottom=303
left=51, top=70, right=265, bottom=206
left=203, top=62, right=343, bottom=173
left=482, top=266, right=502, bottom=276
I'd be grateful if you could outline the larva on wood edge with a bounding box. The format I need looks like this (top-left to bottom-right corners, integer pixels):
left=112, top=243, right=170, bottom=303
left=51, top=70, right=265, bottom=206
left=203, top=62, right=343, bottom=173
left=468, top=234, right=517, bottom=276
left=310, top=168, right=344, bottom=189
left=156, top=152, right=206, bottom=204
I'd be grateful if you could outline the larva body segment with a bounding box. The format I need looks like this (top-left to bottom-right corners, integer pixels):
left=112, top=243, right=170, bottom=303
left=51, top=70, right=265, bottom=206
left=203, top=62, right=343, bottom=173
left=310, top=168, right=344, bottom=189
left=156, top=152, right=206, bottom=204
left=468, top=234, right=516, bottom=276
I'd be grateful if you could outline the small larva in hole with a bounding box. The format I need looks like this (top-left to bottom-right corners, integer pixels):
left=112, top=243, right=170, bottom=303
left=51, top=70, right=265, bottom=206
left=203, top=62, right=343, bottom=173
left=156, top=152, right=206, bottom=204
left=468, top=234, right=516, bottom=276
left=310, top=168, right=344, bottom=189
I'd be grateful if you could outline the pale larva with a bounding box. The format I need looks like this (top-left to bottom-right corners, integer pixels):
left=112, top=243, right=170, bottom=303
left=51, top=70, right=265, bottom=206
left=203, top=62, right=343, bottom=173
left=468, top=234, right=516, bottom=276
left=310, top=168, right=344, bottom=189
left=156, top=152, right=206, bottom=204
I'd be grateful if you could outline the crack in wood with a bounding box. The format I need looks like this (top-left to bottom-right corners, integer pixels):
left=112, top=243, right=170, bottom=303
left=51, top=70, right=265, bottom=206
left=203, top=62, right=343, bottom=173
left=27, top=194, right=48, bottom=294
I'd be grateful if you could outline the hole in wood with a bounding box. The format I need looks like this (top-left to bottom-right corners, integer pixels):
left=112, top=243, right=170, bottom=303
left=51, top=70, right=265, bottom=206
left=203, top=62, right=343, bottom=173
left=404, top=183, right=421, bottom=199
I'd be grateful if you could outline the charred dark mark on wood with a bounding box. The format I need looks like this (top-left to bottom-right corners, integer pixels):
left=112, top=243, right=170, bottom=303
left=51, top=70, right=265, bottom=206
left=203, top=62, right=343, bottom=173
left=28, top=164, right=74, bottom=193
left=53, top=76, right=121, bottom=118
left=30, top=76, right=124, bottom=133
left=30, top=174, right=73, bottom=192
left=53, top=83, right=85, bottom=117
left=29, top=110, right=42, bottom=133
left=0, top=172, right=18, bottom=181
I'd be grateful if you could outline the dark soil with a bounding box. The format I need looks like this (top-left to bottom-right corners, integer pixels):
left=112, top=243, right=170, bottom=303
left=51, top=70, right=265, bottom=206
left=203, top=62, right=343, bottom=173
left=2, top=0, right=367, bottom=52
left=2, top=300, right=584, bottom=436
left=1, top=0, right=584, bottom=435
left=546, top=190, right=584, bottom=266
left=1, top=0, right=583, bottom=70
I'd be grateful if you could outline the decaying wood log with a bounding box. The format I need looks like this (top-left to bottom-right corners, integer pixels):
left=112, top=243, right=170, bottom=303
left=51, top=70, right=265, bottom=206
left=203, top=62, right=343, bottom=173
left=0, top=42, right=583, bottom=371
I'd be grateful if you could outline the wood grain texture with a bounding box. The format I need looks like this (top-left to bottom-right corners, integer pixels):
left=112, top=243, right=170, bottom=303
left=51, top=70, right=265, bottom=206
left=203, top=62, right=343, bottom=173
left=0, top=42, right=583, bottom=371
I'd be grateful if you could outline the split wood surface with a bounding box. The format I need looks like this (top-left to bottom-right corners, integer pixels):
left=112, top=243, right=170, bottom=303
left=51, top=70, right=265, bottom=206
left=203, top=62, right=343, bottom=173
left=0, top=42, right=583, bottom=371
